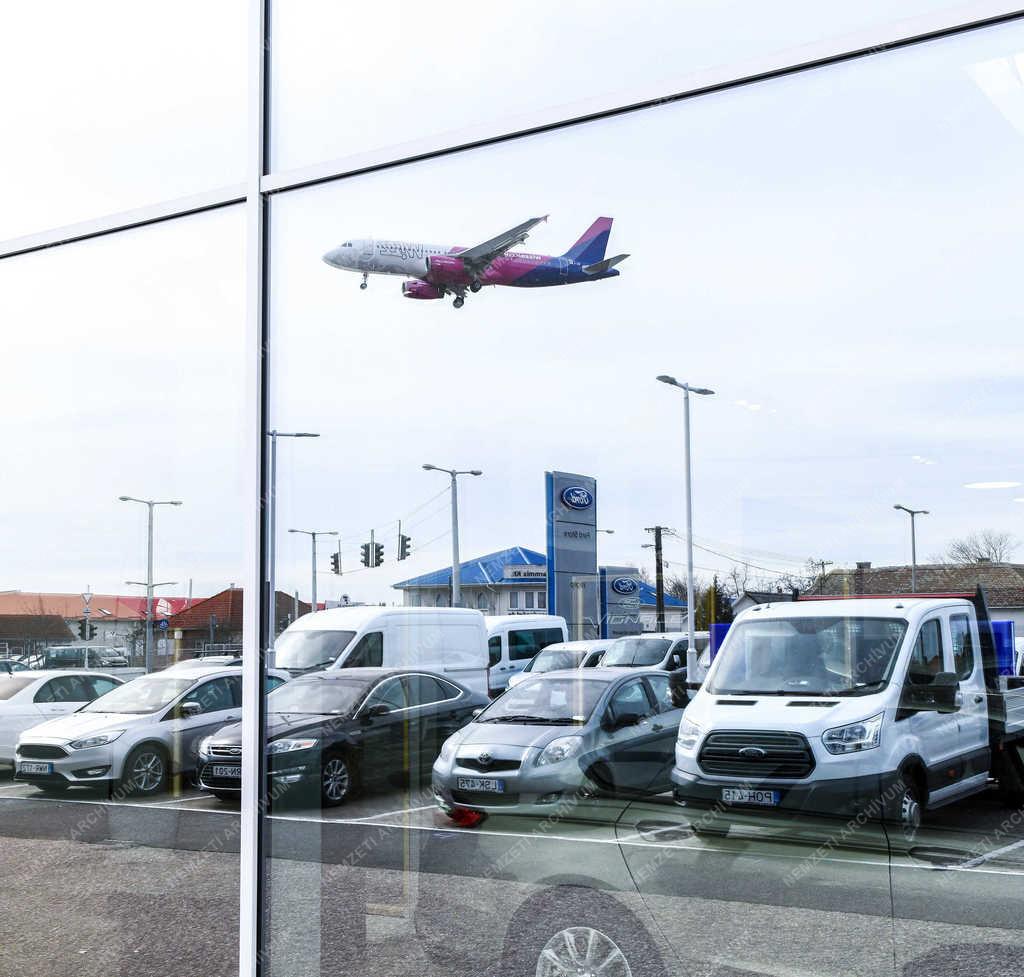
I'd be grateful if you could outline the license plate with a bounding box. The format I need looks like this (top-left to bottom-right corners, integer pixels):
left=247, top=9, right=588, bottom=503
left=18, top=761, right=53, bottom=775
left=722, top=787, right=780, bottom=806
left=456, top=776, right=505, bottom=793
left=211, top=765, right=241, bottom=779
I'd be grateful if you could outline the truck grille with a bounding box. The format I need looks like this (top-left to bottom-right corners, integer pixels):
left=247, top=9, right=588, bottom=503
left=698, top=730, right=815, bottom=780
left=210, top=745, right=243, bottom=757
left=18, top=744, right=68, bottom=760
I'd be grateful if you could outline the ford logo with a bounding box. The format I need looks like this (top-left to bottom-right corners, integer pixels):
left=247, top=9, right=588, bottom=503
left=738, top=747, right=767, bottom=759
left=561, top=486, right=594, bottom=510
left=611, top=577, right=639, bottom=596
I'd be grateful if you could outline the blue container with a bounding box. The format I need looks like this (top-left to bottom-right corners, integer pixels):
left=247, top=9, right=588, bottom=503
left=991, top=620, right=1015, bottom=677
left=710, top=622, right=732, bottom=662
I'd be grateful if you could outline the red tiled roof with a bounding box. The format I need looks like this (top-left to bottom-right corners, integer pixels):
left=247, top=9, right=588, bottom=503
left=168, top=590, right=314, bottom=630
left=820, top=563, right=1024, bottom=607
left=0, top=593, right=191, bottom=621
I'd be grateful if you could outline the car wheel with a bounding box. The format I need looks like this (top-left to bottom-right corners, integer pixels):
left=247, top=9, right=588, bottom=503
left=893, top=778, right=923, bottom=841
left=122, top=745, right=168, bottom=796
left=500, top=887, right=667, bottom=977
left=320, top=752, right=356, bottom=807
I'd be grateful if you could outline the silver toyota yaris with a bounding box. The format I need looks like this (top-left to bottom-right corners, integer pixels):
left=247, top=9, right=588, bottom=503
left=14, top=666, right=287, bottom=796
left=432, top=667, right=686, bottom=820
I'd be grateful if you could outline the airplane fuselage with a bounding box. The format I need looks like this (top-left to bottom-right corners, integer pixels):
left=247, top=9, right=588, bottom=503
left=323, top=238, right=620, bottom=288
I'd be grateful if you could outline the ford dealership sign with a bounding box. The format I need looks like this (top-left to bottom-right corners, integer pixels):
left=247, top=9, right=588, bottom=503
left=611, top=576, right=639, bottom=596
left=560, top=486, right=594, bottom=510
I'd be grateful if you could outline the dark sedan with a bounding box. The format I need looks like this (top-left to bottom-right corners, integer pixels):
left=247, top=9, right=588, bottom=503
left=197, top=667, right=488, bottom=806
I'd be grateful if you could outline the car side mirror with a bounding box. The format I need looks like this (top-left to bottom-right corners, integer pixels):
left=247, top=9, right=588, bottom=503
left=900, top=671, right=959, bottom=714
left=668, top=669, right=691, bottom=709
left=180, top=701, right=202, bottom=719
left=471, top=707, right=484, bottom=719
left=362, top=703, right=390, bottom=721
left=602, top=712, right=639, bottom=732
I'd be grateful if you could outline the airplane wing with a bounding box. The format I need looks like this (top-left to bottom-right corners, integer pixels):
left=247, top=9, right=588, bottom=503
left=454, top=216, right=548, bottom=269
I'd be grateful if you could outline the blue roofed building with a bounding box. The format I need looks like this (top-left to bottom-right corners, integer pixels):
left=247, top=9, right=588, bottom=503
left=393, top=545, right=686, bottom=630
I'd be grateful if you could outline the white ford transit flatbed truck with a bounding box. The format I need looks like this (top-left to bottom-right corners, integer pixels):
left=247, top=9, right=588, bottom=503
left=671, top=590, right=1024, bottom=832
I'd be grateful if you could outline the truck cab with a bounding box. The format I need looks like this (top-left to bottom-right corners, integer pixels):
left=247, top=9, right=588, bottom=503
left=672, top=592, right=1024, bottom=832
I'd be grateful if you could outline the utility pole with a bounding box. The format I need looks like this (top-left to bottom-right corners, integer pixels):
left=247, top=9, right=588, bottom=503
left=288, top=528, right=338, bottom=615
left=811, top=559, right=834, bottom=595
left=645, top=526, right=670, bottom=632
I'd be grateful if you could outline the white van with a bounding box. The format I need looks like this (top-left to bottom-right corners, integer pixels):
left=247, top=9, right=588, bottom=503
left=484, top=615, right=568, bottom=695
left=272, top=607, right=489, bottom=696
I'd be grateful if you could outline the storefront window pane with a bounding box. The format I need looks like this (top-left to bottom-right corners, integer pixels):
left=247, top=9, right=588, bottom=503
left=262, top=19, right=1024, bottom=977
left=0, top=207, right=246, bottom=973
left=0, top=1, right=245, bottom=240
left=269, top=0, right=999, bottom=172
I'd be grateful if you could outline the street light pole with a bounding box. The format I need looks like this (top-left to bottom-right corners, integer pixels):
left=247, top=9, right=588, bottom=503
left=267, top=431, right=319, bottom=646
left=118, top=496, right=182, bottom=672
left=288, top=528, right=337, bottom=614
left=894, top=505, right=929, bottom=591
left=423, top=464, right=483, bottom=607
left=656, top=376, right=714, bottom=678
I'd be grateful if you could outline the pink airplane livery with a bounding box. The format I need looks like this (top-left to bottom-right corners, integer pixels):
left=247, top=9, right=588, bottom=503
left=322, top=216, right=628, bottom=308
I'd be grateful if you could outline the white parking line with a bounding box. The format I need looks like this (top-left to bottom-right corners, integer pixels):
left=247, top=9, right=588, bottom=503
left=958, top=837, right=1024, bottom=870
left=349, top=804, right=435, bottom=822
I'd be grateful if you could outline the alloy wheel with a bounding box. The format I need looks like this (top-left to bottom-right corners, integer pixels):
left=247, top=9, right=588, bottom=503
left=535, top=926, right=632, bottom=977
left=130, top=751, right=165, bottom=793
left=322, top=756, right=350, bottom=803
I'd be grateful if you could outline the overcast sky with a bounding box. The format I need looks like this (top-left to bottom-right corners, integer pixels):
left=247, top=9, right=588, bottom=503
left=2, top=6, right=1023, bottom=610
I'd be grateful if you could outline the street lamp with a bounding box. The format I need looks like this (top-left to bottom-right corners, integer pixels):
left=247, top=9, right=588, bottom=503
left=894, top=504, right=929, bottom=591
left=422, top=464, right=482, bottom=607
left=267, top=431, right=320, bottom=646
left=118, top=496, right=182, bottom=672
left=656, top=375, right=715, bottom=677
left=288, top=528, right=337, bottom=615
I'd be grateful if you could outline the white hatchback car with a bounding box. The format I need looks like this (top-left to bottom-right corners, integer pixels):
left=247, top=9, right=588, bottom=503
left=0, top=670, right=124, bottom=763
left=14, top=666, right=289, bottom=796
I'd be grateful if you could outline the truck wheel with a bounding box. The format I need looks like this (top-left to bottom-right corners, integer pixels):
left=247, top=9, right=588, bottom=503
left=997, top=749, right=1024, bottom=808
left=892, top=779, right=923, bottom=840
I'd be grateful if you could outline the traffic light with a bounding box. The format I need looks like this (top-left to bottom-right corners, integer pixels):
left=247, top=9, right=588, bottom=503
left=360, top=542, right=371, bottom=567
left=398, top=534, right=412, bottom=561
left=330, top=552, right=341, bottom=575
left=87, top=622, right=97, bottom=640
left=77, top=619, right=88, bottom=640
left=374, top=542, right=384, bottom=567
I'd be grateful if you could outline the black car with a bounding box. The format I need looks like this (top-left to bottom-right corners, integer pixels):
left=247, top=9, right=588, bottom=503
left=197, top=667, right=488, bottom=806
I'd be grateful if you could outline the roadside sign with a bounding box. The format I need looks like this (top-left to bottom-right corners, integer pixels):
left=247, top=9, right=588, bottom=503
left=158, top=619, right=169, bottom=631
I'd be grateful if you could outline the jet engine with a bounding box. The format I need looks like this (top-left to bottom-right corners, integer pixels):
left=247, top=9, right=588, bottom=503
left=425, top=255, right=471, bottom=286
left=401, top=280, right=444, bottom=300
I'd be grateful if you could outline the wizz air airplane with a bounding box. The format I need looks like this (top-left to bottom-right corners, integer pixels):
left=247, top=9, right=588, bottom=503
left=322, top=216, right=628, bottom=308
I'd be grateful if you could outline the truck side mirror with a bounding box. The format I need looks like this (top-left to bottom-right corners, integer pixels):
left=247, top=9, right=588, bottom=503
left=900, top=671, right=959, bottom=715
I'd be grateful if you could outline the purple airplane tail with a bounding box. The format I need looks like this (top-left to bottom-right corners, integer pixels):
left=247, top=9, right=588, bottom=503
left=562, top=217, right=613, bottom=265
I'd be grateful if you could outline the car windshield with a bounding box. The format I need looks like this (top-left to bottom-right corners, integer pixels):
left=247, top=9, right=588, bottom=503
left=82, top=675, right=197, bottom=714
left=274, top=630, right=356, bottom=670
left=267, top=677, right=367, bottom=716
left=602, top=638, right=672, bottom=667
left=708, top=616, right=909, bottom=696
left=476, top=676, right=604, bottom=725
left=0, top=676, right=35, bottom=699
left=526, top=649, right=586, bottom=673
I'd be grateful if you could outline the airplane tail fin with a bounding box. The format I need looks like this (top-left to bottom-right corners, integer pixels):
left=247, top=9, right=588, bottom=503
left=582, top=253, right=629, bottom=276
left=563, top=217, right=613, bottom=264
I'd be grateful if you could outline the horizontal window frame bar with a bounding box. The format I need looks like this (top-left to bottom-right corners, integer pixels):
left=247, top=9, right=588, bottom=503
left=259, top=2, right=1024, bottom=198
left=0, top=184, right=245, bottom=260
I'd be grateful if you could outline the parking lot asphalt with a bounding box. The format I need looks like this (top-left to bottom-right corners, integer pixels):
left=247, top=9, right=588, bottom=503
left=1, top=766, right=1022, bottom=977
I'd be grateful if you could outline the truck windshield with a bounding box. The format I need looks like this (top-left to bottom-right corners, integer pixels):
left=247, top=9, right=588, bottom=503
left=602, top=638, right=672, bottom=667
left=274, top=630, right=356, bottom=671
left=708, top=616, right=909, bottom=696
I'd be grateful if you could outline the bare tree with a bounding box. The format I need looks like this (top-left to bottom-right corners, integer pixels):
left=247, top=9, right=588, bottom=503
left=942, top=530, right=1018, bottom=565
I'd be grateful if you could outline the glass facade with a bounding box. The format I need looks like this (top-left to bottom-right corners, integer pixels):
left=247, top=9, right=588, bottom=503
left=4, top=7, right=1024, bottom=977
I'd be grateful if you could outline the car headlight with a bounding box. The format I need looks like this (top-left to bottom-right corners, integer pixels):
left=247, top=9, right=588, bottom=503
left=536, top=736, right=583, bottom=766
left=822, top=714, right=883, bottom=755
left=676, top=718, right=703, bottom=754
left=266, top=737, right=318, bottom=755
left=438, top=729, right=468, bottom=764
left=69, top=730, right=125, bottom=750
left=198, top=736, right=215, bottom=758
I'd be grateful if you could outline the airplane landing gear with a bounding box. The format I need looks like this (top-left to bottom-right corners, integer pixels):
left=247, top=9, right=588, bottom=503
left=453, top=296, right=465, bottom=309
left=360, top=273, right=368, bottom=290
left=469, top=282, right=482, bottom=294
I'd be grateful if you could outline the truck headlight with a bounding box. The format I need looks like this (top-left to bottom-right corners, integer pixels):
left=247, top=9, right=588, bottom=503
left=822, top=714, right=883, bottom=755
left=69, top=730, right=125, bottom=750
left=266, top=738, right=318, bottom=755
left=676, top=718, right=703, bottom=754
left=536, top=736, right=582, bottom=766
